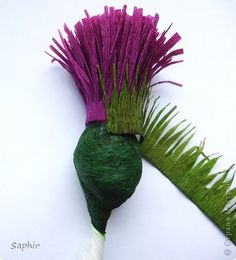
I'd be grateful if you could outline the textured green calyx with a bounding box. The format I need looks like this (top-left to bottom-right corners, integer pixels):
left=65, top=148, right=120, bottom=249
left=73, top=122, right=142, bottom=234
left=99, top=66, right=150, bottom=135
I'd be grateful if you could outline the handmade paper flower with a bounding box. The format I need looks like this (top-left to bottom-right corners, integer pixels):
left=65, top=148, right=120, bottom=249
left=48, top=6, right=236, bottom=259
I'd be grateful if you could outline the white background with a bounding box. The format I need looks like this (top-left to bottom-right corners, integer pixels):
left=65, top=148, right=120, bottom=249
left=0, top=0, right=236, bottom=259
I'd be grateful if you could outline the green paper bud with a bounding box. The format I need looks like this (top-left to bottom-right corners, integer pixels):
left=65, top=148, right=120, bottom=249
left=74, top=122, right=142, bottom=233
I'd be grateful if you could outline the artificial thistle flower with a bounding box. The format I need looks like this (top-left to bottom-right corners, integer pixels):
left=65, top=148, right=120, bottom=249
left=48, top=5, right=236, bottom=259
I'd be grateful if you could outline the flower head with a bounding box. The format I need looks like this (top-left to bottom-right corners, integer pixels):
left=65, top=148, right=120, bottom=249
left=48, top=6, right=183, bottom=125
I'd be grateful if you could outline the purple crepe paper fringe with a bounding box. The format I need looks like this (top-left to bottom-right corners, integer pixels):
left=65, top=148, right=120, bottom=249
left=48, top=6, right=183, bottom=124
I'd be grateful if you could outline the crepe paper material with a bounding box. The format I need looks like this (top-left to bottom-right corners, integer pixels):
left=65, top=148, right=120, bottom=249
left=74, top=122, right=142, bottom=234
left=48, top=5, right=183, bottom=128
left=80, top=225, right=105, bottom=260
left=48, top=5, right=236, bottom=259
left=99, top=65, right=150, bottom=135
left=141, top=98, right=236, bottom=244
